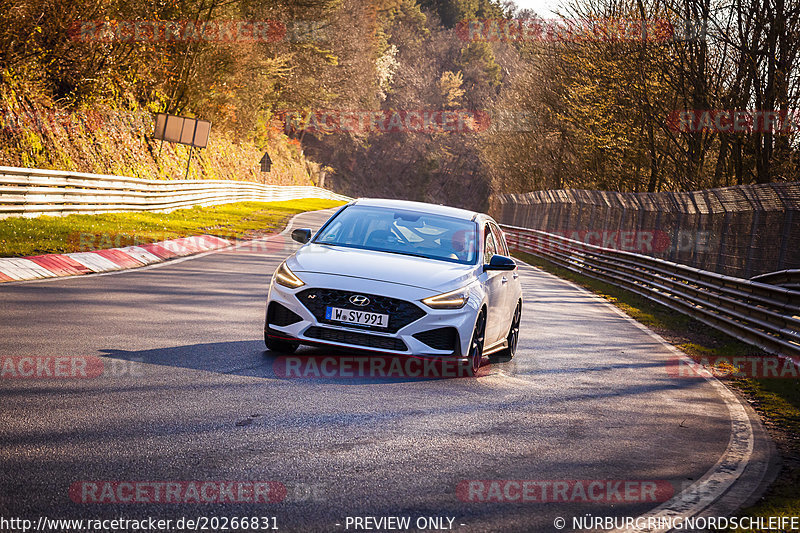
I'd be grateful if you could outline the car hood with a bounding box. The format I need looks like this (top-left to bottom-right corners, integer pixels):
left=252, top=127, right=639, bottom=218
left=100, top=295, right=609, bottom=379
left=288, top=244, right=477, bottom=292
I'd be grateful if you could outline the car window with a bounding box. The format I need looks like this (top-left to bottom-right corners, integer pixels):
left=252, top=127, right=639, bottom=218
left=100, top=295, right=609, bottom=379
left=484, top=225, right=497, bottom=264
left=490, top=223, right=508, bottom=256
left=314, top=205, right=478, bottom=265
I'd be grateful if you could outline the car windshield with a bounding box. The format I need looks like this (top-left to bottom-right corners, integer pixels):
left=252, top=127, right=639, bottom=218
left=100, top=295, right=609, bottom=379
left=313, top=205, right=478, bottom=265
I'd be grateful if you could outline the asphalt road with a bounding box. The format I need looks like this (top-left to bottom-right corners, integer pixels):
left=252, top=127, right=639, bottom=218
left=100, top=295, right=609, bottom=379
left=0, top=208, right=735, bottom=532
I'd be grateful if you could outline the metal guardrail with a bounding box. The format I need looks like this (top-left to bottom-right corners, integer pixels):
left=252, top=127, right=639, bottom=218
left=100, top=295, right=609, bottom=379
left=501, top=224, right=800, bottom=359
left=751, top=269, right=800, bottom=291
left=0, top=166, right=352, bottom=218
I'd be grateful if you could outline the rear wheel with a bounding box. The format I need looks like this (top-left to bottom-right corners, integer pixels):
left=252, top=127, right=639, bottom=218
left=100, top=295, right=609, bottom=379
left=264, top=330, right=298, bottom=354
left=491, top=301, right=521, bottom=362
left=467, top=311, right=486, bottom=376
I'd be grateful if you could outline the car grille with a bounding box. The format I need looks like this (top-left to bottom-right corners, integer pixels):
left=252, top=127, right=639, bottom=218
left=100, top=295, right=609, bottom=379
left=412, top=327, right=459, bottom=353
left=297, top=288, right=426, bottom=333
left=267, top=302, right=303, bottom=327
left=304, top=326, right=407, bottom=352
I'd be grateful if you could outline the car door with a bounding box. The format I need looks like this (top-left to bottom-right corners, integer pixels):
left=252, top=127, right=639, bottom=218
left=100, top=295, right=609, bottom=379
left=490, top=222, right=518, bottom=333
left=482, top=224, right=507, bottom=345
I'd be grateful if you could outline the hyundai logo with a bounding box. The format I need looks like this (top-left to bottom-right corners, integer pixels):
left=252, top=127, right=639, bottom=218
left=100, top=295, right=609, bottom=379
left=349, top=295, right=370, bottom=307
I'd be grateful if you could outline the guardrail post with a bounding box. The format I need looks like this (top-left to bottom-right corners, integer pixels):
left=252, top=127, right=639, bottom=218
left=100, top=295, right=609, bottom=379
left=22, top=171, right=32, bottom=217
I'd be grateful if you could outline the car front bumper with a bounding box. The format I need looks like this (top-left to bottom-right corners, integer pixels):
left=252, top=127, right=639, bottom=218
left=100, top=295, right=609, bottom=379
left=265, top=272, right=480, bottom=359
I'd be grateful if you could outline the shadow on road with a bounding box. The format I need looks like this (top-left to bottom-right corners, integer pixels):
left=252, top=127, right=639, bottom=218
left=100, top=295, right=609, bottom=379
left=98, top=341, right=492, bottom=384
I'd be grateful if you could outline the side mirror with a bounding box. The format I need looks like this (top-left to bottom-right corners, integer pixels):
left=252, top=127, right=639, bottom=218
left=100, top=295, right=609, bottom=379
left=291, top=228, right=312, bottom=244
left=484, top=254, right=516, bottom=271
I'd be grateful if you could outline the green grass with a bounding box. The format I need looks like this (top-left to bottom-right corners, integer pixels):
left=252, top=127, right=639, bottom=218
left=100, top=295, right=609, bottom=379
left=513, top=250, right=800, bottom=524
left=0, top=198, right=345, bottom=256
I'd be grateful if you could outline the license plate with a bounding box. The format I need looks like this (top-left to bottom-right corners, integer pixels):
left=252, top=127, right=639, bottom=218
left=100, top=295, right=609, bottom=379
left=325, top=306, right=389, bottom=328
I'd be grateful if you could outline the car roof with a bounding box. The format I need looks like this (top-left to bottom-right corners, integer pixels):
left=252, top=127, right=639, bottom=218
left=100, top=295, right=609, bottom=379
left=350, top=198, right=484, bottom=221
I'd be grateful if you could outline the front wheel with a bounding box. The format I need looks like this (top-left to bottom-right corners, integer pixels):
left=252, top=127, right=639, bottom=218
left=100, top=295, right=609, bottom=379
left=491, top=301, right=521, bottom=362
left=264, top=330, right=298, bottom=354
left=467, top=311, right=486, bottom=376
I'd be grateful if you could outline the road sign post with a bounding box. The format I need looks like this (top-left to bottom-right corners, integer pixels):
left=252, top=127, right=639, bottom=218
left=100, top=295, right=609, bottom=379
left=152, top=114, right=212, bottom=179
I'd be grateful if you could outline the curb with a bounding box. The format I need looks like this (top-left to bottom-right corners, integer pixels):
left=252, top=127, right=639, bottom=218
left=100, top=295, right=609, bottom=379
left=0, top=235, right=233, bottom=283
left=0, top=207, right=340, bottom=284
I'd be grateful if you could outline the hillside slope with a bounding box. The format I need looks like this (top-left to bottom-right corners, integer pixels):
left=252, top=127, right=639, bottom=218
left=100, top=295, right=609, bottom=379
left=0, top=85, right=319, bottom=185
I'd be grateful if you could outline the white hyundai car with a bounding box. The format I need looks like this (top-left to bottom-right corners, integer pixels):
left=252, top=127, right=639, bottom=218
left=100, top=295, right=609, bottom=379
left=264, top=198, right=522, bottom=374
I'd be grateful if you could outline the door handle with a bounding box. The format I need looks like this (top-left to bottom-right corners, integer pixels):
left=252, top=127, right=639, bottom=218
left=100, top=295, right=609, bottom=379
left=501, top=276, right=508, bottom=283
left=512, top=272, right=519, bottom=279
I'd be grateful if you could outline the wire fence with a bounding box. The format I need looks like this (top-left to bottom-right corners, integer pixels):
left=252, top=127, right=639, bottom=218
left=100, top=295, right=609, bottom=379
left=492, top=182, right=800, bottom=278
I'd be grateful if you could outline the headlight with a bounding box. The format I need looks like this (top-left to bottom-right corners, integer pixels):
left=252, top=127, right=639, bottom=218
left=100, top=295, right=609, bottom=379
left=421, top=286, right=470, bottom=309
left=274, top=261, right=305, bottom=288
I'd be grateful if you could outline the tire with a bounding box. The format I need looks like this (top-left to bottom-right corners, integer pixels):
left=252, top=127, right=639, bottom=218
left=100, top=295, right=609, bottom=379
left=264, top=330, right=298, bottom=354
left=491, top=301, right=521, bottom=362
left=467, top=311, right=486, bottom=376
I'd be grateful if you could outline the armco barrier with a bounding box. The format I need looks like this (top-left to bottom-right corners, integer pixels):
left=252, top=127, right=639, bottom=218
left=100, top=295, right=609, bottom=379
left=0, top=166, right=351, bottom=218
left=502, top=224, right=800, bottom=360
left=751, top=269, right=800, bottom=291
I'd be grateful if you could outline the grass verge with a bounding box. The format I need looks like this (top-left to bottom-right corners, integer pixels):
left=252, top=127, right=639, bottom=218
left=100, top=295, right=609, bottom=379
left=0, top=198, right=345, bottom=257
left=513, top=250, right=800, bottom=524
